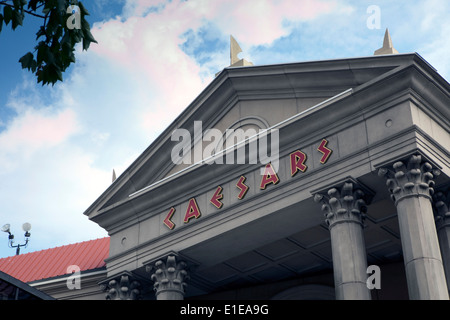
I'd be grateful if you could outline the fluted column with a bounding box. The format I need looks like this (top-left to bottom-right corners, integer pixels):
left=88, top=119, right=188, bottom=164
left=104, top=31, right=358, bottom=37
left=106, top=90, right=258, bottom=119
left=101, top=273, right=141, bottom=300
left=433, top=187, right=450, bottom=294
left=314, top=180, right=372, bottom=300
left=378, top=154, right=448, bottom=299
left=146, top=255, right=189, bottom=300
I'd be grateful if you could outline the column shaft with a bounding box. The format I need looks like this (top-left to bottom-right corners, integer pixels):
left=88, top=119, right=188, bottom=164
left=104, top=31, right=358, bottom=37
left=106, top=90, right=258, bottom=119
left=379, top=154, right=448, bottom=300
left=314, top=180, right=372, bottom=300
left=330, top=220, right=371, bottom=299
left=396, top=196, right=448, bottom=299
left=433, top=188, right=450, bottom=294
left=156, top=288, right=184, bottom=300
left=437, top=225, right=450, bottom=293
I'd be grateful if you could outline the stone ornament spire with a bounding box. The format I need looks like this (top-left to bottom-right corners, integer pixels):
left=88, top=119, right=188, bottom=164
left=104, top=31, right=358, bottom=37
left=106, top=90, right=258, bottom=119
left=374, top=28, right=399, bottom=55
left=147, top=255, right=189, bottom=300
left=230, top=35, right=242, bottom=65
left=229, top=35, right=253, bottom=67
left=215, top=35, right=254, bottom=76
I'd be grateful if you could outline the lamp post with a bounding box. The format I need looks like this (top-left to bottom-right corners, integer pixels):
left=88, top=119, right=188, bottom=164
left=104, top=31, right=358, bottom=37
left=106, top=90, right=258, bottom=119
left=1, top=223, right=32, bottom=255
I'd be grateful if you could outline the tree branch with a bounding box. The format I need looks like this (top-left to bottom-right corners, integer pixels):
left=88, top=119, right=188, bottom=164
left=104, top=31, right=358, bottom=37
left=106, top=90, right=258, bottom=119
left=0, top=1, right=46, bottom=19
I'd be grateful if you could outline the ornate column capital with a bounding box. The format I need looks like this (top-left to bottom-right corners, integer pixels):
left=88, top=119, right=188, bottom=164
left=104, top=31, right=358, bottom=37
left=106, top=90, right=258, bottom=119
left=377, top=154, right=440, bottom=205
left=433, top=187, right=450, bottom=230
left=99, top=272, right=142, bottom=300
left=145, top=254, right=189, bottom=299
left=313, top=179, right=373, bottom=228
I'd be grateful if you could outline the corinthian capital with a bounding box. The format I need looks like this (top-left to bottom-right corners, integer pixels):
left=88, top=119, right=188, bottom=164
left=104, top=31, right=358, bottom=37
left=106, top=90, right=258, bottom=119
left=146, top=255, right=189, bottom=298
left=313, top=180, right=372, bottom=228
left=378, top=154, right=440, bottom=204
left=102, top=273, right=141, bottom=300
left=433, top=187, right=450, bottom=229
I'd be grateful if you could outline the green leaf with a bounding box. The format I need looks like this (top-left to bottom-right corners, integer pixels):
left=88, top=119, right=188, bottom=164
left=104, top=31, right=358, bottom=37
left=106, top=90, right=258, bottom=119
left=78, top=2, right=90, bottom=16
left=36, top=68, right=45, bottom=85
left=3, top=5, right=13, bottom=25
left=46, top=50, right=55, bottom=65
left=43, top=0, right=57, bottom=12
left=55, top=67, right=63, bottom=82
left=11, top=9, right=24, bottom=30
left=80, top=16, right=97, bottom=48
left=4, top=0, right=96, bottom=85
left=82, top=37, right=90, bottom=50
left=36, top=25, right=45, bottom=40
left=39, top=64, right=62, bottom=86
left=67, top=50, right=75, bottom=63
left=19, top=52, right=37, bottom=72
left=36, top=42, right=48, bottom=64
left=56, top=0, right=66, bottom=13
left=61, top=30, right=71, bottom=45
left=54, top=25, right=62, bottom=39
left=46, top=9, right=60, bottom=36
left=19, top=51, right=33, bottom=68
left=27, top=0, right=40, bottom=11
left=13, top=0, right=21, bottom=9
left=71, top=29, right=81, bottom=43
left=82, top=27, right=96, bottom=43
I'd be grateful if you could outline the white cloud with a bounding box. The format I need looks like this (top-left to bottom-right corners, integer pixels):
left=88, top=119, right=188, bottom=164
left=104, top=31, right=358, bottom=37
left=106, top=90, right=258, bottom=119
left=0, top=108, right=79, bottom=171
left=0, top=77, right=110, bottom=257
left=0, top=0, right=448, bottom=259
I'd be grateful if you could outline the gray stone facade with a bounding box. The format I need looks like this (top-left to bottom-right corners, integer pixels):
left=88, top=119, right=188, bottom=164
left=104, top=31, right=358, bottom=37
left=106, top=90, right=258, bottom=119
left=82, top=53, right=449, bottom=300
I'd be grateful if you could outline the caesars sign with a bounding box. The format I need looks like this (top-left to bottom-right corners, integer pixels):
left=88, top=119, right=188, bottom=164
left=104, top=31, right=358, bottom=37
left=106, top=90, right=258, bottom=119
left=163, top=138, right=332, bottom=230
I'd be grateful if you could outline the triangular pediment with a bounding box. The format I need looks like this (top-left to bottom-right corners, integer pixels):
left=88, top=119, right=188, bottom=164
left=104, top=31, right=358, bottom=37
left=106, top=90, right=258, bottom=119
left=84, top=53, right=445, bottom=221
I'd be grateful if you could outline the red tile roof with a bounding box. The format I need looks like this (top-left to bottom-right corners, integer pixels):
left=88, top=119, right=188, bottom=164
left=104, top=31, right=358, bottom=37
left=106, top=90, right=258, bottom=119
left=0, top=237, right=109, bottom=283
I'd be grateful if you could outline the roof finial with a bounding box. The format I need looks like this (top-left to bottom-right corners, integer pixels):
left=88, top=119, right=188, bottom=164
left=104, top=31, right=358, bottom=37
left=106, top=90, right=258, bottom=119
left=230, top=35, right=242, bottom=65
left=112, top=169, right=117, bottom=183
left=374, top=28, right=399, bottom=55
left=216, top=35, right=254, bottom=77
left=229, top=35, right=253, bottom=67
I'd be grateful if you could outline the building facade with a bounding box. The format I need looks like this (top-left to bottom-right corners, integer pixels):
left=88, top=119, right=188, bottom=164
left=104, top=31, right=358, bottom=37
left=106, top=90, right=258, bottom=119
left=82, top=52, right=449, bottom=300
left=1, top=51, right=448, bottom=301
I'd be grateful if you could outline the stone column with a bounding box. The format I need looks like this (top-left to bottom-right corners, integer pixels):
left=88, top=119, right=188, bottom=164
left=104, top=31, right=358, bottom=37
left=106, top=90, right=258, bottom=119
left=101, top=272, right=141, bottom=300
left=378, top=154, right=448, bottom=299
left=313, top=180, right=372, bottom=300
left=433, top=187, right=450, bottom=294
left=146, top=255, right=189, bottom=300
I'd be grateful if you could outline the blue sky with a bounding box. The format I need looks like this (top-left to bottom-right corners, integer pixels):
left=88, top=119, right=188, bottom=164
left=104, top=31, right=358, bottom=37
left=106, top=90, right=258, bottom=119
left=0, top=0, right=448, bottom=259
